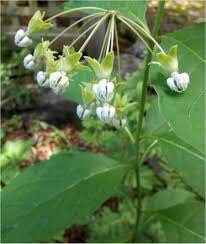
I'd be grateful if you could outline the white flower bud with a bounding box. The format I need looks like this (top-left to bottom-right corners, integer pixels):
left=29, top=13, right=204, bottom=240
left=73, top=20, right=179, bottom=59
left=23, top=54, right=35, bottom=70
left=14, top=29, right=32, bottom=47
left=112, top=118, right=127, bottom=128
left=76, top=105, right=91, bottom=120
left=167, top=71, right=190, bottom=92
left=49, top=71, right=69, bottom=94
left=92, top=79, right=114, bottom=101
left=96, top=104, right=116, bottom=122
left=36, top=71, right=50, bottom=87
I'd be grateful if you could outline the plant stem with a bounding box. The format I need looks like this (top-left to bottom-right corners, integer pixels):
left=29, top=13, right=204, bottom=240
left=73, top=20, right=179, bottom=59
left=49, top=12, right=105, bottom=46
left=120, top=15, right=165, bottom=54
left=133, top=0, right=165, bottom=242
left=79, top=14, right=109, bottom=52
left=45, top=7, right=106, bottom=22
left=114, top=19, right=121, bottom=80
left=117, top=16, right=153, bottom=53
left=69, top=21, right=100, bottom=49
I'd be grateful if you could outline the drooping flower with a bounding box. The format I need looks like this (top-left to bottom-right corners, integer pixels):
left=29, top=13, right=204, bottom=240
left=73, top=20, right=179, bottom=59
left=76, top=105, right=91, bottom=120
left=96, top=104, right=116, bottom=122
left=14, top=29, right=32, bottom=47
left=167, top=71, right=189, bottom=92
left=36, top=71, right=50, bottom=87
left=49, top=71, right=69, bottom=94
left=23, top=54, right=35, bottom=70
left=112, top=118, right=127, bottom=128
left=93, top=79, right=114, bottom=102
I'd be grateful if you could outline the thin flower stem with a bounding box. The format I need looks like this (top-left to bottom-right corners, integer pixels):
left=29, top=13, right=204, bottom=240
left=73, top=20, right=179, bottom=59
left=125, top=126, right=136, bottom=145
left=110, top=15, right=115, bottom=52
left=106, top=16, right=113, bottom=54
left=68, top=21, right=99, bottom=49
left=98, top=16, right=112, bottom=61
left=118, top=16, right=153, bottom=53
left=120, top=15, right=165, bottom=54
left=133, top=0, right=165, bottom=242
left=79, top=14, right=110, bottom=53
left=45, top=7, right=106, bottom=22
left=114, top=20, right=121, bottom=80
left=140, top=139, right=158, bottom=164
left=49, top=12, right=105, bottom=46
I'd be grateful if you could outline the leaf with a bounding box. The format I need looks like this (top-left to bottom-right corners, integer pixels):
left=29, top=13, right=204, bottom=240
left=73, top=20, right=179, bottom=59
left=84, top=56, right=102, bottom=79
left=64, top=0, right=147, bottom=25
left=146, top=188, right=195, bottom=211
left=157, top=202, right=205, bottom=243
left=1, top=151, right=129, bottom=242
left=144, top=96, right=170, bottom=135
left=63, top=68, right=94, bottom=104
left=157, top=132, right=205, bottom=198
left=151, top=23, right=206, bottom=154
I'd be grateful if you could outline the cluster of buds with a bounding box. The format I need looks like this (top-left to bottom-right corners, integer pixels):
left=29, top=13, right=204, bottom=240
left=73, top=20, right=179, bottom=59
left=14, top=11, right=82, bottom=95
left=76, top=52, right=127, bottom=128
left=152, top=45, right=190, bottom=92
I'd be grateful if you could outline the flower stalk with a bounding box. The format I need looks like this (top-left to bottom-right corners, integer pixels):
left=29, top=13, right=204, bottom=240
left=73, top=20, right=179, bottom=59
left=133, top=0, right=166, bottom=241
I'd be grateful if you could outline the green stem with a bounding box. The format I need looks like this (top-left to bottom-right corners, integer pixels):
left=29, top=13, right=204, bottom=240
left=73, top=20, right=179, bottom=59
left=49, top=12, right=105, bottom=46
left=79, top=14, right=109, bottom=52
left=45, top=7, right=106, bottom=22
left=98, top=16, right=112, bottom=61
left=114, top=19, right=121, bottom=80
left=133, top=0, right=165, bottom=242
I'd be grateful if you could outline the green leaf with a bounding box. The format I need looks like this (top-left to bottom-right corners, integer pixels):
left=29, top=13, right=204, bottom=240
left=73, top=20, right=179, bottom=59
left=64, top=0, right=147, bottom=25
left=1, top=151, right=129, bottom=242
left=144, top=96, right=170, bottom=135
left=151, top=23, right=206, bottom=154
left=63, top=68, right=93, bottom=104
left=157, top=202, right=205, bottom=243
left=157, top=132, right=205, bottom=198
left=27, top=10, right=53, bottom=34
left=146, top=188, right=195, bottom=211
left=2, top=139, right=33, bottom=161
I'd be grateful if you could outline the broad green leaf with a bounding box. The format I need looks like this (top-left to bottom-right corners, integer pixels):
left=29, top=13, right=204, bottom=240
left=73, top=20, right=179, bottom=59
left=144, top=96, right=170, bottom=135
left=1, top=151, right=129, bottom=243
left=63, top=68, right=93, bottom=104
left=64, top=0, right=147, bottom=25
left=151, top=23, right=206, bottom=154
left=146, top=188, right=194, bottom=211
left=157, top=202, right=205, bottom=243
left=157, top=132, right=205, bottom=198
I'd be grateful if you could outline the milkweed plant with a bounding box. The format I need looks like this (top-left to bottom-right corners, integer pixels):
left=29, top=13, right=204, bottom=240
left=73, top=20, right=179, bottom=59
left=10, top=0, right=202, bottom=242
left=14, top=5, right=189, bottom=127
